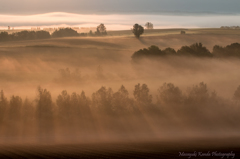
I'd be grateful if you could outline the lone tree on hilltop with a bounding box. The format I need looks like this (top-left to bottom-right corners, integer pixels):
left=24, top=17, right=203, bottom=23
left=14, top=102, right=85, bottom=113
left=132, top=24, right=144, bottom=38
left=145, top=22, right=153, bottom=29
left=96, top=23, right=107, bottom=35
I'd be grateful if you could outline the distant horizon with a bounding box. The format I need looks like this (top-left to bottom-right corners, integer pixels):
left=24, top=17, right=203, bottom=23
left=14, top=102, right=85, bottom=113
left=1, top=0, right=240, bottom=30
left=0, top=12, right=240, bottom=31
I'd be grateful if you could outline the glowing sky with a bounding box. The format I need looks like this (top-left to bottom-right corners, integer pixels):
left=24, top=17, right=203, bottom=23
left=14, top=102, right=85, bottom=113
left=0, top=0, right=240, bottom=30
left=0, top=12, right=240, bottom=30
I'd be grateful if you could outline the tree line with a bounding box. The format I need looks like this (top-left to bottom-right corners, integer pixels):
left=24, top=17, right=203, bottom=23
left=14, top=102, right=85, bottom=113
left=0, top=24, right=108, bottom=42
left=132, top=43, right=240, bottom=60
left=0, top=30, right=51, bottom=41
left=0, top=83, right=239, bottom=143
left=0, top=22, right=149, bottom=41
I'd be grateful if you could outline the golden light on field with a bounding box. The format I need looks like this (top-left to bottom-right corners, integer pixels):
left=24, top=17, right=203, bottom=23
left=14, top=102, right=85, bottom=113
left=0, top=1, right=240, bottom=158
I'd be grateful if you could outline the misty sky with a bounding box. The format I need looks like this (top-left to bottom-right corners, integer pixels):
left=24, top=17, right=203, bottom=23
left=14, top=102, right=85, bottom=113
left=0, top=0, right=240, bottom=30
left=1, top=0, right=240, bottom=15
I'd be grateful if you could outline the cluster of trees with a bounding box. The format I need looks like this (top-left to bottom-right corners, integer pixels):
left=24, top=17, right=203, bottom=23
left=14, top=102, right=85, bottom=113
left=132, top=22, right=153, bottom=38
left=95, top=23, right=107, bottom=36
left=0, top=30, right=50, bottom=41
left=0, top=83, right=239, bottom=143
left=51, top=28, right=79, bottom=38
left=0, top=24, right=108, bottom=42
left=51, top=24, right=107, bottom=38
left=132, top=43, right=240, bottom=60
left=213, top=43, right=240, bottom=58
left=87, top=24, right=107, bottom=37
left=0, top=22, right=154, bottom=41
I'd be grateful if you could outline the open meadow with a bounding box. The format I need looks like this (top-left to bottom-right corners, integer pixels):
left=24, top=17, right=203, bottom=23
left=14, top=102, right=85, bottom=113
left=0, top=28, right=240, bottom=158
left=1, top=28, right=240, bottom=98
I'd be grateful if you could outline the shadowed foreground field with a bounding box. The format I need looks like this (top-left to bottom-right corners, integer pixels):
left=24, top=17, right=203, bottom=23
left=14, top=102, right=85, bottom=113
left=0, top=138, right=240, bottom=159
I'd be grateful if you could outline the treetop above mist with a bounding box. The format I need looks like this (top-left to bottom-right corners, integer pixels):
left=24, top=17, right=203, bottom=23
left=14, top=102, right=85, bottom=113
left=52, top=28, right=79, bottom=38
left=132, top=24, right=144, bottom=38
left=132, top=42, right=240, bottom=60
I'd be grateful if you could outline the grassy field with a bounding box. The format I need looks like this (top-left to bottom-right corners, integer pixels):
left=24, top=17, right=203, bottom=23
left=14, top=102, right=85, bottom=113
left=0, top=28, right=240, bottom=158
left=107, top=28, right=240, bottom=36
left=0, top=29, right=240, bottom=98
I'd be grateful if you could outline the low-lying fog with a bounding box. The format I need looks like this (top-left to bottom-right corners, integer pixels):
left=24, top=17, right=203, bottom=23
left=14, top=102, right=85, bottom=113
left=0, top=35, right=240, bottom=144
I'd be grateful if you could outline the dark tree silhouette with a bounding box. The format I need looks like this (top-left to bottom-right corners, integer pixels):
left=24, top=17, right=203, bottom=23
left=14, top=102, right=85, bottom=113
left=0, top=90, right=8, bottom=137
left=71, top=91, right=93, bottom=136
left=35, top=30, right=51, bottom=39
left=6, top=96, right=22, bottom=141
left=157, top=83, right=183, bottom=105
left=163, top=47, right=177, bottom=55
left=181, top=31, right=186, bottom=34
left=132, top=24, right=144, bottom=38
left=0, top=83, right=239, bottom=143
left=77, top=91, right=91, bottom=115
left=36, top=87, right=54, bottom=142
left=132, top=43, right=213, bottom=60
left=57, top=90, right=71, bottom=123
left=89, top=30, right=94, bottom=36
left=177, top=43, right=212, bottom=57
left=112, top=85, right=134, bottom=114
left=186, top=82, right=210, bottom=104
left=92, top=87, right=113, bottom=114
left=213, top=43, right=240, bottom=58
left=52, top=28, right=79, bottom=38
left=0, top=32, right=9, bottom=41
left=21, top=98, right=35, bottom=139
left=233, top=85, right=240, bottom=102
left=131, top=45, right=177, bottom=60
left=145, top=22, right=153, bottom=29
left=134, top=84, right=152, bottom=105
left=0, top=30, right=50, bottom=41
left=56, top=90, right=73, bottom=138
left=95, top=24, right=107, bottom=36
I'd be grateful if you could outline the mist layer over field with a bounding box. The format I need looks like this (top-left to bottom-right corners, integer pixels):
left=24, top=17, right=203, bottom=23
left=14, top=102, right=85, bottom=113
left=0, top=33, right=240, bottom=144
left=0, top=34, right=240, bottom=98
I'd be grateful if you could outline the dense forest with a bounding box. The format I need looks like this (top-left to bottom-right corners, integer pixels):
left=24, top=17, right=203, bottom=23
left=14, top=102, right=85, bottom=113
left=0, top=82, right=239, bottom=143
left=132, top=43, right=240, bottom=60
